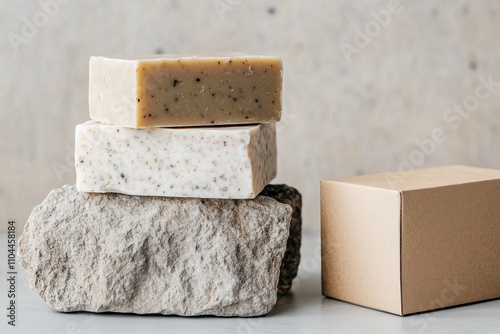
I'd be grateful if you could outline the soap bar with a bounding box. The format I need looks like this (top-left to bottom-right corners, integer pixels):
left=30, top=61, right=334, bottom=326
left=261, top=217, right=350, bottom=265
left=75, top=121, right=277, bottom=198
left=89, top=54, right=282, bottom=128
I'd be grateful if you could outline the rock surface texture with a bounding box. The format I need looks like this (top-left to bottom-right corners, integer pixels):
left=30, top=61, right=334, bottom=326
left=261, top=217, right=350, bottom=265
left=260, top=184, right=302, bottom=294
left=18, top=185, right=292, bottom=317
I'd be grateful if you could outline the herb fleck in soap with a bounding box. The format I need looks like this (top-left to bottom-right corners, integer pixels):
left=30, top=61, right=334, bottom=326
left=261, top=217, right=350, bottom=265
left=75, top=121, right=277, bottom=199
left=89, top=54, right=283, bottom=128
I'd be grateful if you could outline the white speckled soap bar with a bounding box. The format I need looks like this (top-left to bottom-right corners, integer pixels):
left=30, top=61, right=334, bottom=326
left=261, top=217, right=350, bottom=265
left=89, top=54, right=282, bottom=128
left=75, top=121, right=277, bottom=199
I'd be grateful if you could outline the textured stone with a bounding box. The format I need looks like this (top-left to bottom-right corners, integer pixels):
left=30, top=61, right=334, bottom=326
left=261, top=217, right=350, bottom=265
left=18, top=185, right=292, bottom=317
left=260, top=184, right=302, bottom=294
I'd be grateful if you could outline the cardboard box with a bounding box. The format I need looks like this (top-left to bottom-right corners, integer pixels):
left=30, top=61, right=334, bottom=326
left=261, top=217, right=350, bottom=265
left=321, top=165, right=500, bottom=315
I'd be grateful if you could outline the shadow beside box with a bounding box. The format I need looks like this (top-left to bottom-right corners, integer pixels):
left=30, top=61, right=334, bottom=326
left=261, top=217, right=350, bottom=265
left=320, top=165, right=500, bottom=315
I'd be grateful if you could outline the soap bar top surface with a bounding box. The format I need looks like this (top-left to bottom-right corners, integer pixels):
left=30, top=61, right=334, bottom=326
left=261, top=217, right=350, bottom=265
left=89, top=54, right=283, bottom=128
left=75, top=121, right=277, bottom=199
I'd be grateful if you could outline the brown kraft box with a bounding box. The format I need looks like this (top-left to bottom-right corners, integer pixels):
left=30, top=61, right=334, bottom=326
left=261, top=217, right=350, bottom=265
left=321, top=165, right=500, bottom=315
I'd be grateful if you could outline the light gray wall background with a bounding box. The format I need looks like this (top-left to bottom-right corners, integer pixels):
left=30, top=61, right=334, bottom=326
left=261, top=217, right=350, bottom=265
left=2, top=0, right=500, bottom=233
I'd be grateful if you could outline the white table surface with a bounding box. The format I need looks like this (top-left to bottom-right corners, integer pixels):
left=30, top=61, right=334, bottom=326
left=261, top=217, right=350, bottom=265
left=1, top=233, right=499, bottom=334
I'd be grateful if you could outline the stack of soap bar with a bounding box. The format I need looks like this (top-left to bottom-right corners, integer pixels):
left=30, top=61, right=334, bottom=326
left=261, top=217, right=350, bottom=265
left=79, top=54, right=283, bottom=199
left=19, top=54, right=302, bottom=317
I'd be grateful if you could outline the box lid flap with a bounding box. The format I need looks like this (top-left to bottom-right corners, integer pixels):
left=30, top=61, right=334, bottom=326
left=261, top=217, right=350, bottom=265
left=322, top=165, right=500, bottom=191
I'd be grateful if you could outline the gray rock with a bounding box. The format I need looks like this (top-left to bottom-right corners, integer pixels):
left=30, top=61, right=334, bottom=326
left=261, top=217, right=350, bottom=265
left=260, top=184, right=302, bottom=294
left=18, top=185, right=292, bottom=317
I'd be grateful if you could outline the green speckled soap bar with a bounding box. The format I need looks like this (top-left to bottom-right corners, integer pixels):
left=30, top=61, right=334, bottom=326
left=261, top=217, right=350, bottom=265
left=89, top=54, right=282, bottom=128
